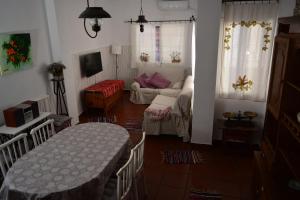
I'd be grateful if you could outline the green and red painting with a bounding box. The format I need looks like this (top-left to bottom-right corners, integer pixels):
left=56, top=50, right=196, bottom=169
left=0, top=33, right=32, bottom=76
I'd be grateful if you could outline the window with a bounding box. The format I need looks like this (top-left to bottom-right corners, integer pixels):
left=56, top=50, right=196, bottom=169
left=131, top=23, right=193, bottom=68
left=218, top=3, right=278, bottom=101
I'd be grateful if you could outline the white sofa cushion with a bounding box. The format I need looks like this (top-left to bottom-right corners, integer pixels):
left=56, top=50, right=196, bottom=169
left=158, top=88, right=181, bottom=98
left=137, top=65, right=185, bottom=88
left=152, top=95, right=177, bottom=108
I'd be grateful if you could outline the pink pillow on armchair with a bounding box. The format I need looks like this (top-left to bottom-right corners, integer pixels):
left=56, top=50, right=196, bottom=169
left=134, top=73, right=152, bottom=88
left=148, top=72, right=171, bottom=89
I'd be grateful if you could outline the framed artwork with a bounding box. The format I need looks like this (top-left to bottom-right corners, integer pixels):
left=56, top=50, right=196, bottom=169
left=0, top=33, right=32, bottom=76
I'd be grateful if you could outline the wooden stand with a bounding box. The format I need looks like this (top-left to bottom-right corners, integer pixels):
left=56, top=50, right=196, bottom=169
left=51, top=78, right=68, bottom=116
left=217, top=119, right=258, bottom=144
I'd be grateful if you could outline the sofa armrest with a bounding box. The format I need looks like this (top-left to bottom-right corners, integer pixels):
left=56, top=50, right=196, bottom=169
left=131, top=82, right=141, bottom=91
left=174, top=76, right=193, bottom=117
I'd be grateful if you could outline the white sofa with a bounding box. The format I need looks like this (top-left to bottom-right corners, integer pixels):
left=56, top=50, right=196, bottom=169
left=143, top=76, right=193, bottom=142
left=130, top=64, right=186, bottom=104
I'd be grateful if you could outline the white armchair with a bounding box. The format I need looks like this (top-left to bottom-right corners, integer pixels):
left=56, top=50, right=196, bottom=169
left=143, top=76, right=193, bottom=142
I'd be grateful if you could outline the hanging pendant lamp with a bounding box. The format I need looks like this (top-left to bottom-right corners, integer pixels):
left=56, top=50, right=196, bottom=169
left=136, top=0, right=148, bottom=32
left=79, top=0, right=111, bottom=38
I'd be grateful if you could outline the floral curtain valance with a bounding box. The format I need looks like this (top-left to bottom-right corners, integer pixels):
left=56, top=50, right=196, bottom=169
left=224, top=20, right=273, bottom=51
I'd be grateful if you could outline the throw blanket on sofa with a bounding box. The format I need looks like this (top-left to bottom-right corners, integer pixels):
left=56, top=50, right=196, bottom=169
left=145, top=106, right=172, bottom=121
left=85, top=80, right=125, bottom=97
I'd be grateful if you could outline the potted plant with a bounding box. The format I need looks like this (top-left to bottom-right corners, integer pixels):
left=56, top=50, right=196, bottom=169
left=170, top=51, right=181, bottom=63
left=140, top=52, right=149, bottom=62
left=48, top=62, right=66, bottom=80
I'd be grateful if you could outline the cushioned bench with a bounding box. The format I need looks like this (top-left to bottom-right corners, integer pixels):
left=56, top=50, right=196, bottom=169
left=84, top=80, right=125, bottom=112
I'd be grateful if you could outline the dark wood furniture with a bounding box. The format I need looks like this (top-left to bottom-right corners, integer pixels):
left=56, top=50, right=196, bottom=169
left=217, top=119, right=259, bottom=144
left=85, top=89, right=123, bottom=112
left=84, top=80, right=124, bottom=113
left=253, top=16, right=300, bottom=200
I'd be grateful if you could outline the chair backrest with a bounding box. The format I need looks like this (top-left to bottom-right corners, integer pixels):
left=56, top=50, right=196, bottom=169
left=0, top=133, right=29, bottom=177
left=117, top=150, right=134, bottom=200
left=132, top=132, right=146, bottom=176
left=30, top=119, right=55, bottom=148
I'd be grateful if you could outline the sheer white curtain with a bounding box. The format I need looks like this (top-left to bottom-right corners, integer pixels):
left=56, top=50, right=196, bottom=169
left=160, top=23, right=187, bottom=64
left=131, top=24, right=156, bottom=68
left=219, top=3, right=278, bottom=101
left=131, top=22, right=193, bottom=68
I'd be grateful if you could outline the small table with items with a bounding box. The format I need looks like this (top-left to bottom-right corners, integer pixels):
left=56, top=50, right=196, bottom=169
left=0, top=112, right=51, bottom=141
left=217, top=111, right=259, bottom=144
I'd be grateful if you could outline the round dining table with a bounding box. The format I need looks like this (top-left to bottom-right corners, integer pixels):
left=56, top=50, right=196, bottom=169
left=0, top=123, right=130, bottom=200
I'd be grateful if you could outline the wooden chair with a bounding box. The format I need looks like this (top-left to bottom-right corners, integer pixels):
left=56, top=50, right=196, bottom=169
left=30, top=119, right=55, bottom=148
left=103, top=150, right=134, bottom=200
left=132, top=132, right=146, bottom=200
left=0, top=133, right=29, bottom=177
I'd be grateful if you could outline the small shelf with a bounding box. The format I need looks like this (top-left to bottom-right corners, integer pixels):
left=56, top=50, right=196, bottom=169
left=279, top=16, right=300, bottom=25
left=282, top=114, right=300, bottom=144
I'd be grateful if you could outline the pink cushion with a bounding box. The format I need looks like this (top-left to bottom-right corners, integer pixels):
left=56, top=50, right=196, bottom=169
left=134, top=73, right=152, bottom=88
left=148, top=72, right=171, bottom=89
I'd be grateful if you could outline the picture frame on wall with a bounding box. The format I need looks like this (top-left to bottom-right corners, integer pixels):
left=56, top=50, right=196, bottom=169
left=0, top=33, right=32, bottom=76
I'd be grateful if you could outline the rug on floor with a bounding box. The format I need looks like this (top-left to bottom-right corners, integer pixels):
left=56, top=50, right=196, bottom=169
left=189, top=189, right=222, bottom=200
left=162, top=150, right=203, bottom=164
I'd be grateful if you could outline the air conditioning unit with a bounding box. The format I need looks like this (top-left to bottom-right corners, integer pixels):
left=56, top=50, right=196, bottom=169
left=158, top=0, right=189, bottom=10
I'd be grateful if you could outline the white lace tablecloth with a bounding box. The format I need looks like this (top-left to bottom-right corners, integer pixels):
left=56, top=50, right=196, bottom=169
left=0, top=123, right=129, bottom=200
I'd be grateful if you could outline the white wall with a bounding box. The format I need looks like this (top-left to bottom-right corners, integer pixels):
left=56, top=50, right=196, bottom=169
left=0, top=0, right=52, bottom=125
left=109, top=0, right=197, bottom=45
left=213, top=0, right=296, bottom=142
left=191, top=0, right=222, bottom=145
left=109, top=0, right=197, bottom=88
left=51, top=0, right=197, bottom=123
left=52, top=0, right=115, bottom=124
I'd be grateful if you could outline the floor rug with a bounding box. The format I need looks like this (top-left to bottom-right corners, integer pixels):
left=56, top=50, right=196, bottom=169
left=189, top=189, right=222, bottom=200
left=163, top=150, right=203, bottom=164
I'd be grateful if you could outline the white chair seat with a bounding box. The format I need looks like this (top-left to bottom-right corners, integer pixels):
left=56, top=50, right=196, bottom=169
left=103, top=150, right=134, bottom=200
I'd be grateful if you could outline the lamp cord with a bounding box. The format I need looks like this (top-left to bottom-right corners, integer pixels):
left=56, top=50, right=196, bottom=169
left=140, top=0, right=143, bottom=15
left=87, top=0, right=90, bottom=7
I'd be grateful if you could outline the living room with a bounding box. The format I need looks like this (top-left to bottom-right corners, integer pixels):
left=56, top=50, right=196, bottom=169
left=0, top=0, right=299, bottom=200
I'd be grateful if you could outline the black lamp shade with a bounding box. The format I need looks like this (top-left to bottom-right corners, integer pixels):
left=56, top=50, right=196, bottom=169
left=136, top=15, right=148, bottom=23
left=79, top=7, right=111, bottom=19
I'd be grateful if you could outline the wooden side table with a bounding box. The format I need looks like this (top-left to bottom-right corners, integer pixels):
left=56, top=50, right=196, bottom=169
left=48, top=114, right=72, bottom=133
left=217, top=119, right=259, bottom=144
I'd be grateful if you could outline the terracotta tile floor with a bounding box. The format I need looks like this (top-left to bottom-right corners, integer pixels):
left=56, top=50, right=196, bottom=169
left=141, top=135, right=254, bottom=200
left=80, top=92, right=254, bottom=200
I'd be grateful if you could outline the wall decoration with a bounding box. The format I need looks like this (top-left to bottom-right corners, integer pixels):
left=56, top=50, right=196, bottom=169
left=224, top=20, right=272, bottom=51
left=170, top=51, right=181, bottom=63
left=232, top=75, right=253, bottom=92
left=140, top=52, right=149, bottom=62
left=0, top=33, right=32, bottom=76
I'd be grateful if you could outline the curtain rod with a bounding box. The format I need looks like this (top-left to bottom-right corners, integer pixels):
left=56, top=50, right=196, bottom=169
left=125, top=16, right=196, bottom=24
left=222, top=0, right=278, bottom=3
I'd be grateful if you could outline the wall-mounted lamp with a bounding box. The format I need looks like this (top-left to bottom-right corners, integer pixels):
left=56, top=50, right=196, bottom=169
left=79, top=0, right=111, bottom=38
